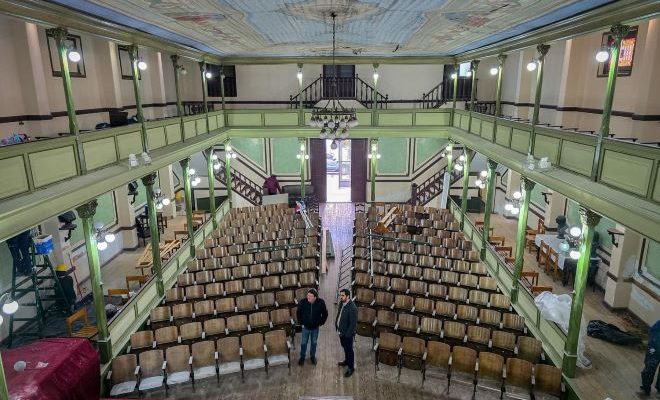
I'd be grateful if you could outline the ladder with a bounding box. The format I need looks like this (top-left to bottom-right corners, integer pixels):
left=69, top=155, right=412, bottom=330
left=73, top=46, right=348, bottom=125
left=335, top=245, right=354, bottom=304
left=7, top=249, right=72, bottom=348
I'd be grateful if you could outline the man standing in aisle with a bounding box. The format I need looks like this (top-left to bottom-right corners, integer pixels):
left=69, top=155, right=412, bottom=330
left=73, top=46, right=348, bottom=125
left=336, top=288, right=357, bottom=377
left=297, top=288, right=328, bottom=366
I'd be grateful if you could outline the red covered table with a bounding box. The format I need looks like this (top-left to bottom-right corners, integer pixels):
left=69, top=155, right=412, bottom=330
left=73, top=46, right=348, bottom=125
left=3, top=338, right=100, bottom=400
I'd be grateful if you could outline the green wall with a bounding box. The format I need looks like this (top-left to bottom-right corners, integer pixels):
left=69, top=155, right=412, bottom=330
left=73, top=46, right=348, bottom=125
left=378, top=137, right=408, bottom=175
left=643, top=240, right=660, bottom=281
left=414, top=138, right=446, bottom=171
left=69, top=192, right=117, bottom=247
left=271, top=138, right=300, bottom=175
left=530, top=182, right=548, bottom=208
left=232, top=138, right=266, bottom=170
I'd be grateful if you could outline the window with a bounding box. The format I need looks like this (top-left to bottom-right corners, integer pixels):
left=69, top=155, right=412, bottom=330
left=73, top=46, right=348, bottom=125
left=639, top=239, right=660, bottom=285
left=117, top=45, right=140, bottom=80
left=458, top=62, right=472, bottom=77
left=207, top=65, right=237, bottom=97
left=46, top=31, right=86, bottom=78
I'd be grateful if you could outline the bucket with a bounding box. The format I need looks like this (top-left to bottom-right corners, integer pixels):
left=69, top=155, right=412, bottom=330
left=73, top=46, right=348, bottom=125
left=33, top=234, right=53, bottom=255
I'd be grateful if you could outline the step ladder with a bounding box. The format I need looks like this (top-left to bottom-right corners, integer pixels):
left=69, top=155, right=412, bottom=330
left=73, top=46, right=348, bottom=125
left=7, top=249, right=72, bottom=348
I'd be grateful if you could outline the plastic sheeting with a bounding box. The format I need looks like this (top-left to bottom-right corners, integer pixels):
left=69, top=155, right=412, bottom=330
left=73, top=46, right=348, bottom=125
left=534, top=291, right=592, bottom=369
left=3, top=338, right=100, bottom=400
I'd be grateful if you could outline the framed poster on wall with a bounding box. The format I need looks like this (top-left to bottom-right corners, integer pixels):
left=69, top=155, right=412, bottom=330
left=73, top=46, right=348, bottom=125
left=117, top=44, right=140, bottom=80
left=46, top=32, right=86, bottom=78
left=597, top=26, right=638, bottom=77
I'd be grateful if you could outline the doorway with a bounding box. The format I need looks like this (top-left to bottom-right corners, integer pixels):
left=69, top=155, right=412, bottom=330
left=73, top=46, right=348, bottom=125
left=326, top=139, right=351, bottom=202
left=323, top=65, right=355, bottom=98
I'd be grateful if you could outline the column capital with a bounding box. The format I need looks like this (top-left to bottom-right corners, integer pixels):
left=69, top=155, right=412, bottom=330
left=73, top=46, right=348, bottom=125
left=579, top=207, right=601, bottom=227
left=372, top=62, right=379, bottom=68
left=610, top=23, right=631, bottom=40
left=46, top=27, right=68, bottom=41
left=179, top=157, right=190, bottom=168
left=141, top=172, right=158, bottom=187
left=497, top=53, right=507, bottom=65
left=170, top=54, right=180, bottom=63
left=471, top=59, right=480, bottom=71
left=521, top=176, right=536, bottom=191
left=487, top=159, right=498, bottom=169
left=198, top=60, right=207, bottom=72
left=537, top=44, right=551, bottom=58
left=126, top=44, right=139, bottom=59
left=465, top=148, right=475, bottom=157
left=76, top=200, right=98, bottom=219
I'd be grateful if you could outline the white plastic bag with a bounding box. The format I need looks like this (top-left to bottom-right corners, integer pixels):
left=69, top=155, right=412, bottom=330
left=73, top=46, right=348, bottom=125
left=534, top=292, right=591, bottom=369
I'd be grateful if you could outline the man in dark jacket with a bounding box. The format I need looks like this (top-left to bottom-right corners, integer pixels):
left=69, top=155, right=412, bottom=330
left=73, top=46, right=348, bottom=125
left=296, top=288, right=328, bottom=365
left=639, top=320, right=660, bottom=397
left=335, top=288, right=357, bottom=377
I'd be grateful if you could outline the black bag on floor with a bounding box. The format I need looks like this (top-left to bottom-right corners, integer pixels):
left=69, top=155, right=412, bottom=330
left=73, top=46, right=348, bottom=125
left=587, top=320, right=641, bottom=346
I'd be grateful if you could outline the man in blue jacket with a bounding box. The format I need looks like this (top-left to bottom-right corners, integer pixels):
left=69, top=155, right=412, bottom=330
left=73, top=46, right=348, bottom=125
left=335, top=288, right=357, bottom=377
left=640, top=320, right=660, bottom=397
left=296, top=288, right=328, bottom=366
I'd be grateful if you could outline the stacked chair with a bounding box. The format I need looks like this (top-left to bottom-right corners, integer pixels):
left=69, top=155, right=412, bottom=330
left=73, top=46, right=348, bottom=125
left=355, top=204, right=565, bottom=399
left=107, top=204, right=318, bottom=397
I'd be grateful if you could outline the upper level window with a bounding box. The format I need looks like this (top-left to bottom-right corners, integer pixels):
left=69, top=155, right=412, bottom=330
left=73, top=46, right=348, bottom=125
left=207, top=65, right=237, bottom=97
left=458, top=62, right=472, bottom=77
left=46, top=31, right=86, bottom=78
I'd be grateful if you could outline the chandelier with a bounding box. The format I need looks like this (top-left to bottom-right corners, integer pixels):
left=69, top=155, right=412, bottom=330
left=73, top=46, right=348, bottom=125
left=308, top=12, right=358, bottom=141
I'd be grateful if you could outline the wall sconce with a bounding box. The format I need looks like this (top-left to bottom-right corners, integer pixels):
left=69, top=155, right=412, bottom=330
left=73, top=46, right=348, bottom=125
left=475, top=170, right=487, bottom=189
left=367, top=153, right=381, bottom=159
left=189, top=168, right=201, bottom=187
left=542, top=192, right=551, bottom=205
left=57, top=211, right=77, bottom=241
left=607, top=228, right=623, bottom=247
left=137, top=59, right=148, bottom=71
left=67, top=47, right=81, bottom=63
left=212, top=153, right=221, bottom=170
left=450, top=72, right=458, bottom=80
left=373, top=67, right=379, bottom=82
left=94, top=222, right=115, bottom=251
left=175, top=64, right=187, bottom=75
left=225, top=145, right=238, bottom=160
left=558, top=226, right=583, bottom=260
left=454, top=152, right=466, bottom=172
left=296, top=143, right=309, bottom=160
left=595, top=46, right=610, bottom=63
left=504, top=190, right=522, bottom=216
left=296, top=65, right=303, bottom=84
left=205, top=71, right=213, bottom=79
left=0, top=293, right=19, bottom=325
left=489, top=66, right=498, bottom=76
left=526, top=59, right=538, bottom=71
left=153, top=188, right=171, bottom=210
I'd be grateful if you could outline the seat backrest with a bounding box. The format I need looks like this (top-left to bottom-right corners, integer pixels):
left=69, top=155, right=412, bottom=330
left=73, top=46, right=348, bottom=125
left=378, top=332, right=401, bottom=351
left=165, top=345, right=190, bottom=374
left=275, top=290, right=295, bottom=305
left=205, top=282, right=224, bottom=298
left=451, top=346, right=477, bottom=374
left=479, top=276, right=498, bottom=291
left=402, top=336, right=425, bottom=356
left=263, top=275, right=280, bottom=289
left=265, top=330, right=288, bottom=356
left=242, top=333, right=265, bottom=358
left=467, top=325, right=490, bottom=345
left=225, top=280, right=244, bottom=294
left=281, top=273, right=298, bottom=287
left=358, top=307, right=376, bottom=323
left=459, top=273, right=478, bottom=288
left=426, top=341, right=450, bottom=368
left=441, top=270, right=458, bottom=284
left=478, top=352, right=504, bottom=381
left=111, top=354, right=137, bottom=385
left=414, top=297, right=434, bottom=313
left=66, top=308, right=89, bottom=335
left=434, top=301, right=456, bottom=317
left=173, top=303, right=193, bottom=319
left=203, top=318, right=226, bottom=336
left=394, top=294, right=413, bottom=309
left=448, top=286, right=468, bottom=302
left=150, top=306, right=171, bottom=323
left=398, top=313, right=419, bottom=331
left=130, top=330, right=154, bottom=350
left=185, top=285, right=204, bottom=300
left=428, top=284, right=447, bottom=298
left=443, top=321, right=465, bottom=340
left=236, top=295, right=256, bottom=311
left=155, top=326, right=178, bottom=345
left=457, top=304, right=478, bottom=322
left=217, top=336, right=241, bottom=363
left=534, top=364, right=562, bottom=396
left=270, top=308, right=291, bottom=325
left=256, top=292, right=276, bottom=307
left=502, top=313, right=525, bottom=332
left=138, top=349, right=164, bottom=378
left=214, top=268, right=232, bottom=282
left=191, top=340, right=216, bottom=368
left=420, top=317, right=441, bottom=335
left=479, top=309, right=501, bottom=326
left=491, top=331, right=516, bottom=351
left=227, top=315, right=248, bottom=332
left=517, top=336, right=543, bottom=364
left=180, top=322, right=203, bottom=341
left=194, top=300, right=215, bottom=316
left=376, top=310, right=396, bottom=327
left=490, top=293, right=511, bottom=310
left=165, top=288, right=184, bottom=303
left=357, top=288, right=375, bottom=303
left=505, top=358, right=533, bottom=390
left=215, top=297, right=235, bottom=313
left=249, top=311, right=270, bottom=328
left=469, top=289, right=489, bottom=306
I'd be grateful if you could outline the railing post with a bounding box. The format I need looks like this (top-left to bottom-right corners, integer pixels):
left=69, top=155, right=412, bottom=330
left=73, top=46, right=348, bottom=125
left=369, top=139, right=379, bottom=202
left=460, top=149, right=474, bottom=230
left=562, top=207, right=601, bottom=378
left=451, top=61, right=459, bottom=125
left=47, top=27, right=86, bottom=174
left=141, top=173, right=164, bottom=297
left=127, top=45, right=149, bottom=153
left=220, top=66, right=227, bottom=127
left=592, top=24, right=630, bottom=181
left=205, top=148, right=218, bottom=228
left=493, top=54, right=507, bottom=140
left=179, top=157, right=196, bottom=257
left=297, top=63, right=304, bottom=125
left=224, top=140, right=233, bottom=207
left=171, top=55, right=184, bottom=118
left=199, top=61, right=210, bottom=134
left=299, top=138, right=306, bottom=199
left=76, top=200, right=111, bottom=363
left=440, top=141, right=453, bottom=209
left=411, top=183, right=419, bottom=206
left=528, top=44, right=551, bottom=154
left=510, top=177, right=535, bottom=303
left=467, top=60, right=480, bottom=133
left=372, top=63, right=379, bottom=125
left=480, top=159, right=498, bottom=260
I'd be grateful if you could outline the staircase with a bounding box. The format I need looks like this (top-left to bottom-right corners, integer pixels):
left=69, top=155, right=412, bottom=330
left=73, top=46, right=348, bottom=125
left=215, top=165, right=264, bottom=206
left=290, top=75, right=388, bottom=109
left=409, top=166, right=465, bottom=206
left=420, top=82, right=447, bottom=109
left=419, top=77, right=473, bottom=108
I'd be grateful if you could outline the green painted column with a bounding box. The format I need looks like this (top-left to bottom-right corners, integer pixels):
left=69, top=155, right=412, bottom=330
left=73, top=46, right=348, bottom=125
left=171, top=55, right=184, bottom=117
left=205, top=147, right=218, bottom=228
left=440, top=141, right=453, bottom=209
left=528, top=44, right=550, bottom=154
left=141, top=173, right=164, bottom=297
left=450, top=62, right=459, bottom=126
left=369, top=139, right=379, bottom=202
left=224, top=140, right=233, bottom=206
left=492, top=54, right=507, bottom=140
left=127, top=45, right=149, bottom=153
left=199, top=61, right=210, bottom=134
left=220, top=67, right=227, bottom=127
left=592, top=24, right=630, bottom=181
left=459, top=149, right=474, bottom=229
left=299, top=138, right=306, bottom=198
left=372, top=63, right=379, bottom=126
left=480, top=159, right=498, bottom=259
left=47, top=27, right=86, bottom=173
left=562, top=207, right=601, bottom=378
left=179, top=157, right=195, bottom=257
left=297, top=63, right=304, bottom=125
left=510, top=176, right=535, bottom=303
left=467, top=60, right=480, bottom=133
left=76, top=200, right=111, bottom=363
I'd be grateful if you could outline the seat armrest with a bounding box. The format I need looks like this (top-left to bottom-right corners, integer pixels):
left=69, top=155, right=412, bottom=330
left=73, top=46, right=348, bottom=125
left=463, top=335, right=467, bottom=343
left=290, top=318, right=295, bottom=326
left=215, top=351, right=219, bottom=360
left=397, top=348, right=402, bottom=356
left=286, top=341, right=292, bottom=350
left=126, top=345, right=132, bottom=353
left=370, top=300, right=376, bottom=306
left=373, top=343, right=379, bottom=351
left=416, top=327, right=421, bottom=334
left=162, top=361, right=167, bottom=370
left=106, top=370, right=112, bottom=380
left=269, top=321, right=274, bottom=329
left=531, top=375, right=535, bottom=385
left=422, top=352, right=427, bottom=361
left=264, top=344, right=268, bottom=353
left=448, top=355, right=452, bottom=366
left=225, top=328, right=229, bottom=335
left=178, top=336, right=182, bottom=343
left=488, top=339, right=492, bottom=348
left=502, top=367, right=507, bottom=378
left=411, top=306, right=416, bottom=313
left=189, top=356, right=193, bottom=365
left=202, top=332, right=206, bottom=339
left=475, top=360, right=479, bottom=372
left=152, top=341, right=157, bottom=348
left=394, top=323, right=399, bottom=330
left=514, top=346, right=518, bottom=355
left=275, top=301, right=280, bottom=307
left=240, top=348, right=244, bottom=356
left=247, top=324, right=252, bottom=332
left=372, top=319, right=378, bottom=327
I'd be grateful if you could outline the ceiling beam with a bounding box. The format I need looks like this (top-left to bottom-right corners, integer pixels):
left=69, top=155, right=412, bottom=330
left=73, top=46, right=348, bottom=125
left=454, top=0, right=660, bottom=61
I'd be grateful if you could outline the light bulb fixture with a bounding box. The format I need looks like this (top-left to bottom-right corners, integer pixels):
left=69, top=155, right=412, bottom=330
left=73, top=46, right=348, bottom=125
left=465, top=70, right=472, bottom=77
left=450, top=72, right=458, bottom=80
left=1, top=298, right=19, bottom=315
left=297, top=142, right=309, bottom=161
left=526, top=60, right=537, bottom=71
left=569, top=226, right=582, bottom=238
left=104, top=233, right=116, bottom=243
left=512, top=191, right=522, bottom=200
left=376, top=153, right=381, bottom=159
left=489, top=66, right=498, bottom=76
left=505, top=188, right=524, bottom=217
left=296, top=69, right=303, bottom=82
left=211, top=154, right=218, bottom=161
left=225, top=145, right=238, bottom=160
left=93, top=223, right=114, bottom=251
left=153, top=187, right=172, bottom=210
left=480, top=170, right=488, bottom=178
left=569, top=250, right=581, bottom=260
left=595, top=48, right=610, bottom=63
left=205, top=71, right=213, bottom=79
left=137, top=60, right=148, bottom=71
left=373, top=68, right=379, bottom=82
left=175, top=64, right=187, bottom=76
left=68, top=50, right=81, bottom=63
left=188, top=168, right=201, bottom=187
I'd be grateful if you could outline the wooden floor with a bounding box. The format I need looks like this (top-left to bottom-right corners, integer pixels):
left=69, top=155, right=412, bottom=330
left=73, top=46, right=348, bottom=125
left=467, top=212, right=649, bottom=400
left=140, top=203, right=494, bottom=400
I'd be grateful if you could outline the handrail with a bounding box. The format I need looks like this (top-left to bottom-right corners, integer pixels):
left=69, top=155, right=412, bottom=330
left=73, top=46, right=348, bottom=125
left=420, top=82, right=445, bottom=109
left=216, top=164, right=263, bottom=206
left=290, top=75, right=388, bottom=109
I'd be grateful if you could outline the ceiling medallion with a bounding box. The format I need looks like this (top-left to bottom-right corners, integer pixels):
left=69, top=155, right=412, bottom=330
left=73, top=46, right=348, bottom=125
left=308, top=12, right=358, bottom=143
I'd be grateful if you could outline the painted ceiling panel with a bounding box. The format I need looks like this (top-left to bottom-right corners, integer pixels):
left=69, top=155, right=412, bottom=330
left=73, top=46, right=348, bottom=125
left=48, top=0, right=614, bottom=57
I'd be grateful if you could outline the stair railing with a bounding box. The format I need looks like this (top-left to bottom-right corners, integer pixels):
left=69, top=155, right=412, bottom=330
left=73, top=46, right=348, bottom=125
left=216, top=165, right=263, bottom=206
left=290, top=75, right=388, bottom=109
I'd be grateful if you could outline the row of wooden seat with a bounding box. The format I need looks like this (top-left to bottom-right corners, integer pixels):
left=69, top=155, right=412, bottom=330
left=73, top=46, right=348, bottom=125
left=175, top=270, right=319, bottom=292
left=354, top=235, right=473, bottom=252
left=109, top=331, right=291, bottom=396
left=193, top=247, right=319, bottom=266
left=164, top=282, right=317, bottom=305
left=354, top=287, right=511, bottom=312
left=352, top=258, right=488, bottom=277
left=372, top=333, right=562, bottom=399
left=354, top=271, right=499, bottom=293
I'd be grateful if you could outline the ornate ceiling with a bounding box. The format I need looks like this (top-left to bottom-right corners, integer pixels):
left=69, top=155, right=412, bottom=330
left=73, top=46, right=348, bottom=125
left=49, top=0, right=613, bottom=57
